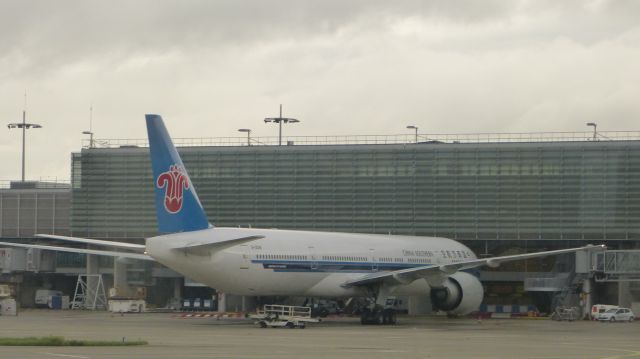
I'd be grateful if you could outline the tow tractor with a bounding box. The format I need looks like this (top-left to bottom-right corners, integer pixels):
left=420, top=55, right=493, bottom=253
left=252, top=305, right=319, bottom=329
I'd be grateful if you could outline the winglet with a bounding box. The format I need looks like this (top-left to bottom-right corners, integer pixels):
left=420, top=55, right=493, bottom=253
left=146, top=114, right=211, bottom=233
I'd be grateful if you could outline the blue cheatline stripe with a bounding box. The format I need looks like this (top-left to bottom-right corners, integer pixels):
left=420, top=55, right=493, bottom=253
left=251, top=259, right=434, bottom=273
left=274, top=269, right=378, bottom=273
left=252, top=260, right=433, bottom=267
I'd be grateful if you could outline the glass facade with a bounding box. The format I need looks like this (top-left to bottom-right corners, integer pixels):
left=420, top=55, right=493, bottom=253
left=71, top=141, right=640, bottom=241
left=0, top=189, right=70, bottom=238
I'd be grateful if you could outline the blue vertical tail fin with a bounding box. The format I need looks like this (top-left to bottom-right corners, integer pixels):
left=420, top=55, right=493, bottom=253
left=145, top=114, right=211, bottom=233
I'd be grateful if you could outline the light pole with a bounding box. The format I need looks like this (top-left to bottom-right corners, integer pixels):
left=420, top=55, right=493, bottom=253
left=406, top=125, right=418, bottom=143
left=82, top=131, right=95, bottom=148
left=238, top=128, right=252, bottom=146
left=264, top=104, right=299, bottom=146
left=586, top=122, right=597, bottom=141
left=83, top=105, right=95, bottom=148
left=8, top=109, right=42, bottom=182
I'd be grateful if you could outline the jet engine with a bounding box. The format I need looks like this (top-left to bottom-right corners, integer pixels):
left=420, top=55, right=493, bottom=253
left=430, top=272, right=483, bottom=316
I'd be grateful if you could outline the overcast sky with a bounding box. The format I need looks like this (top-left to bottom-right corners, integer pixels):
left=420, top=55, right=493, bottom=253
left=1, top=0, right=639, bottom=181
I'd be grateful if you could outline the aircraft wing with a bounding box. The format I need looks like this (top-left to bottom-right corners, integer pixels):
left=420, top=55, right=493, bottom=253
left=0, top=241, right=154, bottom=261
left=36, top=234, right=146, bottom=250
left=343, top=244, right=605, bottom=288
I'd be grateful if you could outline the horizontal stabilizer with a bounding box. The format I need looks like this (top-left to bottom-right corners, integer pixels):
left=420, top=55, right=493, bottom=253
left=171, top=235, right=264, bottom=256
left=0, top=241, right=153, bottom=261
left=36, top=234, right=145, bottom=250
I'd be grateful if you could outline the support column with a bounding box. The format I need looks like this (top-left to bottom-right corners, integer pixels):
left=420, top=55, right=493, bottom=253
left=173, top=278, right=182, bottom=301
left=85, top=254, right=99, bottom=306
left=582, top=278, right=593, bottom=319
left=112, top=258, right=132, bottom=298
left=217, top=292, right=226, bottom=313
left=618, top=281, right=632, bottom=308
left=240, top=296, right=256, bottom=312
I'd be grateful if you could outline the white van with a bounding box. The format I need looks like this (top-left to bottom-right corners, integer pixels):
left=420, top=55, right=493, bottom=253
left=591, top=304, right=619, bottom=320
left=35, top=289, right=62, bottom=307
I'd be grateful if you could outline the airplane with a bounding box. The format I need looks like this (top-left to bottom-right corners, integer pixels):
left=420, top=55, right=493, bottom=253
left=0, top=114, right=605, bottom=325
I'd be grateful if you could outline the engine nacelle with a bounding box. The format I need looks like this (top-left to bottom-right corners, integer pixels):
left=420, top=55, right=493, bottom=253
left=430, top=272, right=483, bottom=316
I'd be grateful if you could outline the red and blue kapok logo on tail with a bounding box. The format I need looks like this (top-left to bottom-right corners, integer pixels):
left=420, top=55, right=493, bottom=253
left=146, top=114, right=210, bottom=233
left=156, top=164, right=190, bottom=214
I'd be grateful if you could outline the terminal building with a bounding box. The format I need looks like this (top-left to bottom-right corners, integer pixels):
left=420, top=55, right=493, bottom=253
left=2, top=131, right=640, bottom=314
left=0, top=181, right=72, bottom=305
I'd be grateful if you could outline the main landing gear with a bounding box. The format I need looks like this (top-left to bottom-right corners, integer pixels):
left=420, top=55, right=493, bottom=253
left=360, top=306, right=397, bottom=325
left=359, top=284, right=399, bottom=325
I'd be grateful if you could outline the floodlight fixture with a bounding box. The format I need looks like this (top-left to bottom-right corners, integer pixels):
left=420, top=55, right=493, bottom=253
left=7, top=109, right=42, bottom=182
left=586, top=122, right=597, bottom=141
left=82, top=131, right=95, bottom=148
left=238, top=128, right=252, bottom=146
left=406, top=125, right=418, bottom=143
left=264, top=104, right=299, bottom=146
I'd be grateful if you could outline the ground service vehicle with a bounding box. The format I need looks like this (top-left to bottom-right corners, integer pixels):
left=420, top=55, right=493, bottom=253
left=34, top=289, right=62, bottom=307
left=591, top=304, right=619, bottom=320
left=252, top=305, right=318, bottom=328
left=598, top=308, right=635, bottom=322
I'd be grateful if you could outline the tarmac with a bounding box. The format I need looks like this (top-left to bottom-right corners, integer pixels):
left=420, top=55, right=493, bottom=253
left=0, top=310, right=638, bottom=359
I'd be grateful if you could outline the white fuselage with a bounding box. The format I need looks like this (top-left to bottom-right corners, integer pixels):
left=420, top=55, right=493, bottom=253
left=146, top=227, right=477, bottom=298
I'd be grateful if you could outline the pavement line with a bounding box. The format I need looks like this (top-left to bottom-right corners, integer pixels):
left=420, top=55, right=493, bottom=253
left=42, top=353, right=90, bottom=359
left=600, top=352, right=640, bottom=359
left=599, top=348, right=640, bottom=359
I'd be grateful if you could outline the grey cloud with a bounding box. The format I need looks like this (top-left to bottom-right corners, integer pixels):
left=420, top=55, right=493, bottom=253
left=0, top=0, right=639, bottom=180
left=1, top=0, right=636, bottom=76
left=1, top=0, right=611, bottom=74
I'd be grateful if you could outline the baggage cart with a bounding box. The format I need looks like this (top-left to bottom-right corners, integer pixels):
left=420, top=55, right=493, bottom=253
left=251, top=305, right=319, bottom=329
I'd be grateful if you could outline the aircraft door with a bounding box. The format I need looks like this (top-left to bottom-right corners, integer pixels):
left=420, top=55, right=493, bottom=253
left=370, top=248, right=378, bottom=272
left=308, top=246, right=318, bottom=270
left=239, top=245, right=250, bottom=269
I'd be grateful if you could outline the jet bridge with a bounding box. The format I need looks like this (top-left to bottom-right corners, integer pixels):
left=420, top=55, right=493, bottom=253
left=524, top=249, right=640, bottom=316
left=590, top=250, right=640, bottom=311
left=592, top=250, right=640, bottom=282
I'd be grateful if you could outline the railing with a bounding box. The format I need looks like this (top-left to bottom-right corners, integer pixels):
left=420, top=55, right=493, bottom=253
left=82, top=131, right=640, bottom=149
left=259, top=305, right=312, bottom=318
left=0, top=179, right=71, bottom=189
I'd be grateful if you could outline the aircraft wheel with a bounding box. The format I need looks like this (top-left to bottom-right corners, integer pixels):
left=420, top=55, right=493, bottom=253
left=360, top=308, right=371, bottom=325
left=389, top=311, right=397, bottom=325
left=381, top=309, right=396, bottom=325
